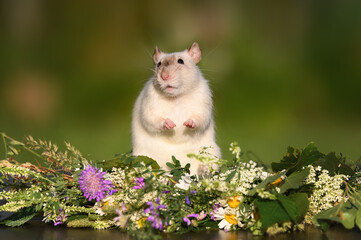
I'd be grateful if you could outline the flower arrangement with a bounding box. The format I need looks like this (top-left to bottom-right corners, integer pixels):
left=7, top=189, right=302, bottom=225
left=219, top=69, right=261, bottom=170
left=0, top=132, right=361, bottom=239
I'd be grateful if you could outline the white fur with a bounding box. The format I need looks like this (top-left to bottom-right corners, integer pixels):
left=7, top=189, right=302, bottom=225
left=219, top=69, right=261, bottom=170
left=131, top=45, right=220, bottom=175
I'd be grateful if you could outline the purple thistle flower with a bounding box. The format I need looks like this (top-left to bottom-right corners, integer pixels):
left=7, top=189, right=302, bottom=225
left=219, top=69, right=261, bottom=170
left=78, top=165, right=115, bottom=202
left=133, top=177, right=145, bottom=190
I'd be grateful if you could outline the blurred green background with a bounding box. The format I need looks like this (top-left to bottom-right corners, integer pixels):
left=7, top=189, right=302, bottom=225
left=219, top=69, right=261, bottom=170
left=1, top=0, right=361, bottom=165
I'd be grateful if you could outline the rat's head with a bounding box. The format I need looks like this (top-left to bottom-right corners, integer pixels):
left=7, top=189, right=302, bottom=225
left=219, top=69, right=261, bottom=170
left=152, top=42, right=202, bottom=97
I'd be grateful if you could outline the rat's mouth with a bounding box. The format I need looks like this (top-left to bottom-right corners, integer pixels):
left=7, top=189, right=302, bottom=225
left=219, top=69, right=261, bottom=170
left=165, top=85, right=176, bottom=91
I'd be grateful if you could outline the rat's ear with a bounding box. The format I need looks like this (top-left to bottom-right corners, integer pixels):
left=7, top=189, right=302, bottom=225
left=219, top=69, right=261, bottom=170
left=187, top=42, right=202, bottom=64
left=153, top=46, right=163, bottom=65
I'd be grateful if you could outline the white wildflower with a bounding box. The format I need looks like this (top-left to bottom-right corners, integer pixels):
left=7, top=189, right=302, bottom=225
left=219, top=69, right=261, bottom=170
left=304, top=165, right=348, bottom=223
left=175, top=174, right=193, bottom=190
left=213, top=207, right=239, bottom=231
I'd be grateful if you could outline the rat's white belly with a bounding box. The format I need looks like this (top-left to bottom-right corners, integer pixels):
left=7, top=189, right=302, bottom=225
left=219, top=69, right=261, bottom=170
left=132, top=119, right=219, bottom=173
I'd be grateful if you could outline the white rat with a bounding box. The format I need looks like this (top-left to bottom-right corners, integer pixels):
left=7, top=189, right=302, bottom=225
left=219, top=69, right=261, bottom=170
left=131, top=42, right=221, bottom=175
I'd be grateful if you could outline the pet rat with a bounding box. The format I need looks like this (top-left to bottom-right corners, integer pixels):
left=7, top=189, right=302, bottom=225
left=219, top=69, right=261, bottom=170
left=131, top=42, right=221, bottom=175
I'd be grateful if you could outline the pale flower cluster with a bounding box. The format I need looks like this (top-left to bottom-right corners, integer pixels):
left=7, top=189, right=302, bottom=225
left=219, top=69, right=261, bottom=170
left=229, top=142, right=241, bottom=160
left=103, top=166, right=160, bottom=207
left=204, top=160, right=269, bottom=195
left=304, top=165, right=348, bottom=223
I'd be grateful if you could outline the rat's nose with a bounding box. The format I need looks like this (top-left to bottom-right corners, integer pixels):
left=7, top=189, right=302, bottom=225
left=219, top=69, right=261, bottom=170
left=161, top=72, right=170, bottom=81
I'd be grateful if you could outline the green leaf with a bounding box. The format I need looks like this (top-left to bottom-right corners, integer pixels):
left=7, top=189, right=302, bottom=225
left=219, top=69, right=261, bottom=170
left=248, top=172, right=285, bottom=196
left=256, top=199, right=290, bottom=229
left=124, top=156, right=137, bottom=164
left=276, top=194, right=300, bottom=223
left=279, top=168, right=310, bottom=194
left=135, top=155, right=160, bottom=169
left=198, top=219, right=219, bottom=229
left=271, top=143, right=324, bottom=175
left=272, top=146, right=300, bottom=172
left=342, top=210, right=356, bottom=229
left=1, top=207, right=37, bottom=227
left=315, top=152, right=354, bottom=176
left=313, top=200, right=357, bottom=230
left=100, top=154, right=160, bottom=170
left=226, top=170, right=236, bottom=182
left=172, top=156, right=181, bottom=167
left=313, top=204, right=339, bottom=227
left=67, top=214, right=88, bottom=222
left=356, top=208, right=361, bottom=230
left=166, top=162, right=175, bottom=169
left=287, top=142, right=324, bottom=175
left=288, top=193, right=309, bottom=219
left=318, top=220, right=330, bottom=232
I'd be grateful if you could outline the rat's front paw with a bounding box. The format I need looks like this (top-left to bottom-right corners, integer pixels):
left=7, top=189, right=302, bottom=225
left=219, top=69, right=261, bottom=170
left=183, top=119, right=196, bottom=128
left=163, top=118, right=176, bottom=130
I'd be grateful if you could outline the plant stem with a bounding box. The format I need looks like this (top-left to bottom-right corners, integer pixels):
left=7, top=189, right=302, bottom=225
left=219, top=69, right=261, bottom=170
left=3, top=134, right=46, bottom=162
left=1, top=132, right=7, bottom=160
left=346, top=182, right=361, bottom=206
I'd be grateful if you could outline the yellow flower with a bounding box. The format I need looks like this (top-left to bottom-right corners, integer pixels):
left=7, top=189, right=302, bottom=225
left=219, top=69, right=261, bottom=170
left=138, top=217, right=147, bottom=228
left=227, top=196, right=241, bottom=208
left=224, top=214, right=238, bottom=225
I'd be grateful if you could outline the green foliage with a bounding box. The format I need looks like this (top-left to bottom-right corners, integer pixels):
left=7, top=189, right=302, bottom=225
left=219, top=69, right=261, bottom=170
left=315, top=152, right=354, bottom=176
left=256, top=192, right=309, bottom=229
left=256, top=199, right=291, bottom=229
left=271, top=146, right=300, bottom=173
left=1, top=207, right=37, bottom=227
left=288, top=193, right=309, bottom=219
left=272, top=142, right=355, bottom=179
left=167, top=156, right=190, bottom=181
left=272, top=143, right=324, bottom=175
left=279, top=168, right=310, bottom=194
left=313, top=190, right=361, bottom=231
left=276, top=193, right=300, bottom=223
left=67, top=217, right=94, bottom=228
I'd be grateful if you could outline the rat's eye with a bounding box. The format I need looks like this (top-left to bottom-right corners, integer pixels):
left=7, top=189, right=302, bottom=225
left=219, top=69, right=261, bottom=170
left=177, top=59, right=184, bottom=64
left=157, top=62, right=162, bottom=67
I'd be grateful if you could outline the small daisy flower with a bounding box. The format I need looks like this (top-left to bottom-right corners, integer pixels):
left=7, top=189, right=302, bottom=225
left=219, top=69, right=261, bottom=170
left=212, top=207, right=239, bottom=231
